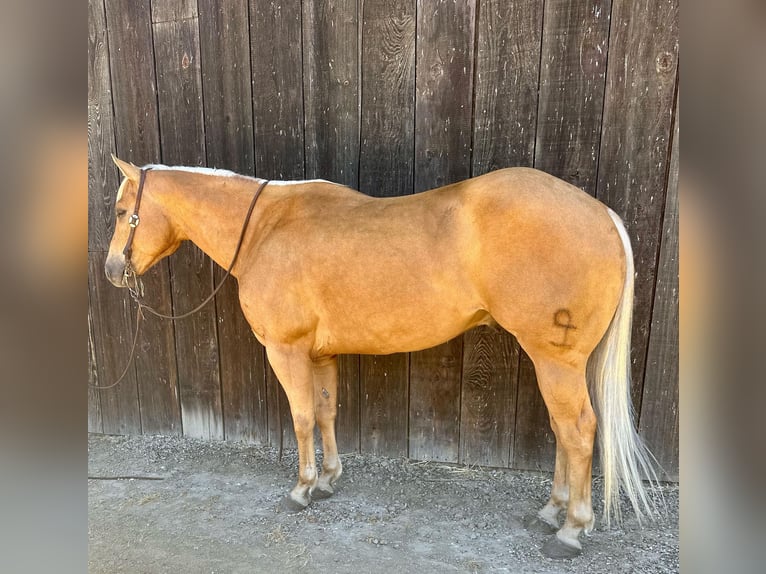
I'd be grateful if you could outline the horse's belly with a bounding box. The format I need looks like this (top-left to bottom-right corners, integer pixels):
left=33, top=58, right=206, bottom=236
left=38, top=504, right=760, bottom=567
left=318, top=306, right=490, bottom=356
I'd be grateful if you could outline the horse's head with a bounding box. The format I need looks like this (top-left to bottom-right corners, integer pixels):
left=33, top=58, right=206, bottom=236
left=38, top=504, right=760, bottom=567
left=105, top=156, right=182, bottom=287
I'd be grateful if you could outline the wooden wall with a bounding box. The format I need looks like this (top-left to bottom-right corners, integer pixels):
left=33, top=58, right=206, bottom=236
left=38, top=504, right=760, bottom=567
left=88, top=0, right=679, bottom=479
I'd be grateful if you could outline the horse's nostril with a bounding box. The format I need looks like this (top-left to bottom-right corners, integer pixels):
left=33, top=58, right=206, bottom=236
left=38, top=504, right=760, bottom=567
left=104, top=257, right=127, bottom=287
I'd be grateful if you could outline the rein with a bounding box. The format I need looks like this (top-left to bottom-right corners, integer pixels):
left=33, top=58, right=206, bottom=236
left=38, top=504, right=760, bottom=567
left=91, top=171, right=270, bottom=390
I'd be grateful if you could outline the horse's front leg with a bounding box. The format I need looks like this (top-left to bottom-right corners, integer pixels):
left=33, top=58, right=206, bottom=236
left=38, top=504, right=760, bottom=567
left=311, top=355, right=342, bottom=499
left=265, top=345, right=318, bottom=511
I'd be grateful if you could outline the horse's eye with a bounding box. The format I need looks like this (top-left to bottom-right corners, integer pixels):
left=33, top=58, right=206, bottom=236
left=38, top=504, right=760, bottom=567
left=115, top=209, right=127, bottom=219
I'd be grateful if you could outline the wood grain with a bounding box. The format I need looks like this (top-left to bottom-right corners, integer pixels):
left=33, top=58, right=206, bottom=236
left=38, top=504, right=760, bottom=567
left=638, top=85, right=679, bottom=480
left=472, top=0, right=543, bottom=173
left=460, top=326, right=518, bottom=467
left=151, top=0, right=197, bottom=23
left=153, top=10, right=223, bottom=439
left=88, top=304, right=103, bottom=433
left=251, top=0, right=305, bottom=180
left=409, top=337, right=464, bottom=462
left=534, top=0, right=611, bottom=193
left=88, top=0, right=119, bottom=252
left=88, top=252, right=141, bottom=435
left=302, top=0, right=360, bottom=186
left=414, top=0, right=476, bottom=191
left=105, top=0, right=181, bottom=435
left=360, top=354, right=409, bottom=457
left=359, top=0, right=416, bottom=196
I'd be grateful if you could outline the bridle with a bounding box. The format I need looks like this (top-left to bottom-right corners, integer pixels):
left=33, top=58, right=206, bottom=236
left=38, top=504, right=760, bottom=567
left=93, top=168, right=269, bottom=390
left=120, top=167, right=149, bottom=295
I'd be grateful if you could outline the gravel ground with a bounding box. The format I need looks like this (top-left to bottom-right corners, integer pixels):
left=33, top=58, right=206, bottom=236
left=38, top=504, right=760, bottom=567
left=88, top=434, right=678, bottom=573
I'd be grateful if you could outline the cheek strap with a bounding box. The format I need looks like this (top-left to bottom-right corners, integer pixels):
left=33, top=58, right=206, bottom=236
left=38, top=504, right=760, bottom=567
left=122, top=167, right=149, bottom=261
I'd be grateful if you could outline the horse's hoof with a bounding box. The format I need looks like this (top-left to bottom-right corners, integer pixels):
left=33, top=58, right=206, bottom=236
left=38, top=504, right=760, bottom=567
left=523, top=514, right=557, bottom=535
left=541, top=536, right=582, bottom=560
left=279, top=494, right=309, bottom=513
left=311, top=486, right=334, bottom=500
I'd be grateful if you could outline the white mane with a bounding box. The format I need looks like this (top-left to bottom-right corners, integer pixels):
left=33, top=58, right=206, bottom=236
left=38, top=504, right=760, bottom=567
left=143, top=164, right=242, bottom=178
left=141, top=164, right=330, bottom=187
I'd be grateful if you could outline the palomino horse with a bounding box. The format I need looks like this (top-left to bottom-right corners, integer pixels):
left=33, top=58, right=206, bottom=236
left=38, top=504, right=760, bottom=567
left=105, top=157, right=656, bottom=558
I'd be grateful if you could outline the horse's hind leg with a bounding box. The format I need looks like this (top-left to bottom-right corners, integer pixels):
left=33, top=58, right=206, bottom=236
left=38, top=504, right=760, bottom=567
left=526, top=434, right=569, bottom=534
left=529, top=353, right=597, bottom=558
left=265, top=346, right=318, bottom=511
left=311, top=356, right=343, bottom=499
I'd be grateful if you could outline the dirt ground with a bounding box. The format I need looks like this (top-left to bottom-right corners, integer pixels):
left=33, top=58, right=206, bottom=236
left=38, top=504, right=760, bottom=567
left=88, top=434, right=678, bottom=573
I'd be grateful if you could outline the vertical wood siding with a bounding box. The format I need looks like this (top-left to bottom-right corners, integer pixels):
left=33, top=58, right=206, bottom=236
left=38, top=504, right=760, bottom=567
left=88, top=0, right=679, bottom=479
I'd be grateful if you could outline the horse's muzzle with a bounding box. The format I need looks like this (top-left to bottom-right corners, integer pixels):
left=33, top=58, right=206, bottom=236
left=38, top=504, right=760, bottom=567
left=104, top=255, right=128, bottom=288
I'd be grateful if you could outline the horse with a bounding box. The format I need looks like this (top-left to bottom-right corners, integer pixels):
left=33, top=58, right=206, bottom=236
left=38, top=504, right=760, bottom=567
left=104, top=156, right=657, bottom=559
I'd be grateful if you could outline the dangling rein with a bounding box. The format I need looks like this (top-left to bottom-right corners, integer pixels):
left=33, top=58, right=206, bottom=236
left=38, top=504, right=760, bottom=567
left=90, top=169, right=269, bottom=390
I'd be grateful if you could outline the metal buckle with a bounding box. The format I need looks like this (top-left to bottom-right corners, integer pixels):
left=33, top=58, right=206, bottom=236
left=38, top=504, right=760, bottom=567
left=128, top=214, right=140, bottom=228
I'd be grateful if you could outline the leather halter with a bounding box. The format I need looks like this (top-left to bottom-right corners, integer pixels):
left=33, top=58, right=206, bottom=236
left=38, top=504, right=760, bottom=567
left=122, top=167, right=150, bottom=262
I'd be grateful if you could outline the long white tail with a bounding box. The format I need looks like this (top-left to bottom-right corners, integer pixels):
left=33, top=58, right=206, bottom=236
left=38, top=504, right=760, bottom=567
left=587, top=208, right=659, bottom=525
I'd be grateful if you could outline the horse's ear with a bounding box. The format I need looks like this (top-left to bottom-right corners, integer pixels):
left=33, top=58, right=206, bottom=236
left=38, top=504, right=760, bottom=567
left=111, top=154, right=140, bottom=182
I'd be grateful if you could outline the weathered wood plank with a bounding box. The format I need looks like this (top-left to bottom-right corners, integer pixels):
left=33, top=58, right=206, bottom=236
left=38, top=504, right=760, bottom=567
left=459, top=326, right=518, bottom=467
left=198, top=0, right=268, bottom=443
left=360, top=355, right=409, bottom=457
left=534, top=0, right=611, bottom=192
left=357, top=0, right=416, bottom=458
left=472, top=0, right=543, bottom=173
left=638, top=86, right=679, bottom=480
left=359, top=0, right=416, bottom=196
left=251, top=0, right=305, bottom=180
left=596, top=0, right=679, bottom=413
left=153, top=13, right=224, bottom=439
left=88, top=304, right=103, bottom=433
left=414, top=0, right=475, bottom=191
left=88, top=252, right=141, bottom=435
left=105, top=0, right=181, bottom=435
left=151, top=0, right=197, bottom=23
left=153, top=17, right=206, bottom=167
left=104, top=0, right=162, bottom=165
left=302, top=0, right=359, bottom=185
left=216, top=280, right=269, bottom=444
left=88, top=0, right=119, bottom=252
left=409, top=0, right=475, bottom=462
left=133, top=263, right=183, bottom=435
left=409, top=337, right=464, bottom=463
left=198, top=0, right=255, bottom=173
left=336, top=357, right=360, bottom=453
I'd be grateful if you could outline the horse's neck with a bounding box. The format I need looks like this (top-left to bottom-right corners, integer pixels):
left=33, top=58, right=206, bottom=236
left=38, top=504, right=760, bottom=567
left=164, top=175, right=270, bottom=272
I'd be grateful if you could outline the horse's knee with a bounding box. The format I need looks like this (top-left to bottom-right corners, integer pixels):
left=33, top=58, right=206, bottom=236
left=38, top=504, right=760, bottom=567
left=293, top=412, right=315, bottom=439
